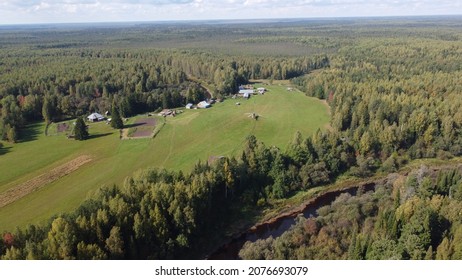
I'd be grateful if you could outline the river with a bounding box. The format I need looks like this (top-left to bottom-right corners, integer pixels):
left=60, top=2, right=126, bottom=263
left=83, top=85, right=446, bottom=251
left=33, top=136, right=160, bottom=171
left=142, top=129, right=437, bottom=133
left=208, top=182, right=377, bottom=259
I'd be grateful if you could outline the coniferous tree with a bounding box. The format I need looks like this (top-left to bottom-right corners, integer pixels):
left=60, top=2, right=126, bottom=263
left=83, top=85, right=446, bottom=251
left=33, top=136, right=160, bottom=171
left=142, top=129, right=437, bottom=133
left=110, top=106, right=123, bottom=129
left=74, top=117, right=88, bottom=140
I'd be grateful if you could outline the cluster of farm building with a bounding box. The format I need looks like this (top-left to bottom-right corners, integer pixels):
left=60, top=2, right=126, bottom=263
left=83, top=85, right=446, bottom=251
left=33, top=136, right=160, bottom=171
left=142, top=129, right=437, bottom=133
left=85, top=86, right=267, bottom=120
left=185, top=85, right=266, bottom=110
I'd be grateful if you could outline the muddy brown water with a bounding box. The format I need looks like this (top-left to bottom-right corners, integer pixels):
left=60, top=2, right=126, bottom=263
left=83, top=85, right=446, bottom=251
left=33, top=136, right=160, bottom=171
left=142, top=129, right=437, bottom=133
left=208, top=182, right=376, bottom=259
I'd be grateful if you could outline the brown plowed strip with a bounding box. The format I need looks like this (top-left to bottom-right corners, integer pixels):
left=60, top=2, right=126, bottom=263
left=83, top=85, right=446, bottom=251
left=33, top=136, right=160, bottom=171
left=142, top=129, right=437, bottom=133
left=0, top=155, right=92, bottom=208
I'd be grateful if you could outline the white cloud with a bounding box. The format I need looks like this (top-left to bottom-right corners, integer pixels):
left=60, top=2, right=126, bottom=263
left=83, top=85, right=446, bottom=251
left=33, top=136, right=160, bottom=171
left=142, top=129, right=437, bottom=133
left=0, top=0, right=461, bottom=24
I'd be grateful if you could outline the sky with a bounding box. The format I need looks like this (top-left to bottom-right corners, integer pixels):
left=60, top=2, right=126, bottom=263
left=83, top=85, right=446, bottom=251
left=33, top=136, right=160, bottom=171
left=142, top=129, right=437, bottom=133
left=0, top=0, right=461, bottom=25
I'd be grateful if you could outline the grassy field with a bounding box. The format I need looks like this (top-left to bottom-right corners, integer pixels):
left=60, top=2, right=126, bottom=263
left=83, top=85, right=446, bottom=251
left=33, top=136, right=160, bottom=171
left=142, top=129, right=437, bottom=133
left=0, top=84, right=330, bottom=231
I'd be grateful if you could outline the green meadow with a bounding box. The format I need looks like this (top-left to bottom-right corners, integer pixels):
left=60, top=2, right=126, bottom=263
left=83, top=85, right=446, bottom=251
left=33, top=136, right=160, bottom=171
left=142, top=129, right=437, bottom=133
left=0, top=84, right=330, bottom=231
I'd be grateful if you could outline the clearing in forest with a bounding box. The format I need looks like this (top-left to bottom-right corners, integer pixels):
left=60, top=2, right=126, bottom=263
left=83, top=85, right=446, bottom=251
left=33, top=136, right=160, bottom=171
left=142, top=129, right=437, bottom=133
left=0, top=83, right=329, bottom=231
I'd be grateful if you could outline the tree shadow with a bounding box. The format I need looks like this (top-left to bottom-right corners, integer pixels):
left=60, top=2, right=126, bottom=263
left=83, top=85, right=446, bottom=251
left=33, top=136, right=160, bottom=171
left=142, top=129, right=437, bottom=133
left=18, top=122, right=43, bottom=143
left=124, top=123, right=146, bottom=129
left=0, top=145, right=12, bottom=156
left=87, top=132, right=113, bottom=140
left=57, top=116, right=77, bottom=122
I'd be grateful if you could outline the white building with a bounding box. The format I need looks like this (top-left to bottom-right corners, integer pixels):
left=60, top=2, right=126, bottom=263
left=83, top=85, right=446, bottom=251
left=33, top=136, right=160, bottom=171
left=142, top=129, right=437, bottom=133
left=87, top=112, right=105, bottom=122
left=197, top=101, right=211, bottom=109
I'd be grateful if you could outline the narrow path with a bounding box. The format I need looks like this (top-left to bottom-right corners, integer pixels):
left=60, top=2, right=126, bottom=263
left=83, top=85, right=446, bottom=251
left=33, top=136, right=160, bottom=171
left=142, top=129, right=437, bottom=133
left=316, top=99, right=333, bottom=132
left=161, top=124, right=176, bottom=167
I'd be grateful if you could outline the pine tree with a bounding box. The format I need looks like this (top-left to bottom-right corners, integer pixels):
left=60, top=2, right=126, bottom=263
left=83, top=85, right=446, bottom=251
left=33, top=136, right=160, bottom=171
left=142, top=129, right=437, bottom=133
left=110, top=106, right=123, bottom=129
left=105, top=226, right=124, bottom=259
left=74, top=117, right=88, bottom=140
left=425, top=246, right=433, bottom=260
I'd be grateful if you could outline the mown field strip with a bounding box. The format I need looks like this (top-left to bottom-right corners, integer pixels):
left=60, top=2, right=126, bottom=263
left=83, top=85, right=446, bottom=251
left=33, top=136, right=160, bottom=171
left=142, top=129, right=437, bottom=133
left=0, top=155, right=92, bottom=208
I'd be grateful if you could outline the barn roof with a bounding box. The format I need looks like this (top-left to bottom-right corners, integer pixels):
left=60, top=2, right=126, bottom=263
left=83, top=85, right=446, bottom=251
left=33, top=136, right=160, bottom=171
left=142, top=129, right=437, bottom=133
left=87, top=113, right=104, bottom=120
left=239, top=89, right=254, bottom=94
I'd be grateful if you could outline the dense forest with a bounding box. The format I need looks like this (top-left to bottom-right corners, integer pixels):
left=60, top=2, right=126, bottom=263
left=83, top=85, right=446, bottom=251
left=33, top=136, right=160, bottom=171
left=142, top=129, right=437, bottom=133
left=1, top=17, right=462, bottom=259
left=293, top=34, right=462, bottom=164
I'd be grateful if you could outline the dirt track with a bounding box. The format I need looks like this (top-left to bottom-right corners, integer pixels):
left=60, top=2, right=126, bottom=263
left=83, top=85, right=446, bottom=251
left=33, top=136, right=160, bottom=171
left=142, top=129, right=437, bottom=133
left=0, top=155, right=92, bottom=208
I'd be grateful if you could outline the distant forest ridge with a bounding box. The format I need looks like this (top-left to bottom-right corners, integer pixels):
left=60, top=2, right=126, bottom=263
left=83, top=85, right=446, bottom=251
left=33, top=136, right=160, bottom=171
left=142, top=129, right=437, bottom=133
left=1, top=14, right=462, bottom=28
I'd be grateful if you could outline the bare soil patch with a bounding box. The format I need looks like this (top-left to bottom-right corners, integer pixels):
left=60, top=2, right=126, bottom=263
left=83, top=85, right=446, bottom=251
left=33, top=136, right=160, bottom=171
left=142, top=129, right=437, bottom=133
left=208, top=155, right=225, bottom=165
left=122, top=117, right=157, bottom=139
left=57, top=123, right=70, bottom=133
left=136, top=118, right=157, bottom=127
left=132, top=129, right=152, bottom=138
left=0, top=155, right=92, bottom=208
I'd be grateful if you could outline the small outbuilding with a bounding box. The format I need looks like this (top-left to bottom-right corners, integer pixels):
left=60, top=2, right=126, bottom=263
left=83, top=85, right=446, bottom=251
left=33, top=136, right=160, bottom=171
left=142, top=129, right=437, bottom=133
left=186, top=103, right=194, bottom=109
left=257, top=87, right=266, bottom=94
left=87, top=112, right=105, bottom=122
left=158, top=109, right=173, bottom=117
left=239, top=89, right=254, bottom=96
left=197, top=101, right=211, bottom=109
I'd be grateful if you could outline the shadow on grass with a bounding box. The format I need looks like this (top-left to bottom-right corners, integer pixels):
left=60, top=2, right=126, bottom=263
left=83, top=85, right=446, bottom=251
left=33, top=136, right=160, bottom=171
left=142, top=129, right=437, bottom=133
left=18, top=122, right=43, bottom=143
left=87, top=132, right=113, bottom=140
left=124, top=123, right=146, bottom=129
left=0, top=145, right=12, bottom=155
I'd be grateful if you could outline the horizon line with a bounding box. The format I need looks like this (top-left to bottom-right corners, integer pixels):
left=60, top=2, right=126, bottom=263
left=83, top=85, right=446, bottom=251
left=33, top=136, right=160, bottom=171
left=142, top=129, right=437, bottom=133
left=1, top=14, right=461, bottom=27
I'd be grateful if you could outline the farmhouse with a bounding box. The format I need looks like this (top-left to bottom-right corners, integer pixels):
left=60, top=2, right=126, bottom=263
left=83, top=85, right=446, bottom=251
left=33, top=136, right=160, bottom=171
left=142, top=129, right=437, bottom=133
left=87, top=112, right=105, bottom=122
left=197, top=101, right=211, bottom=109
